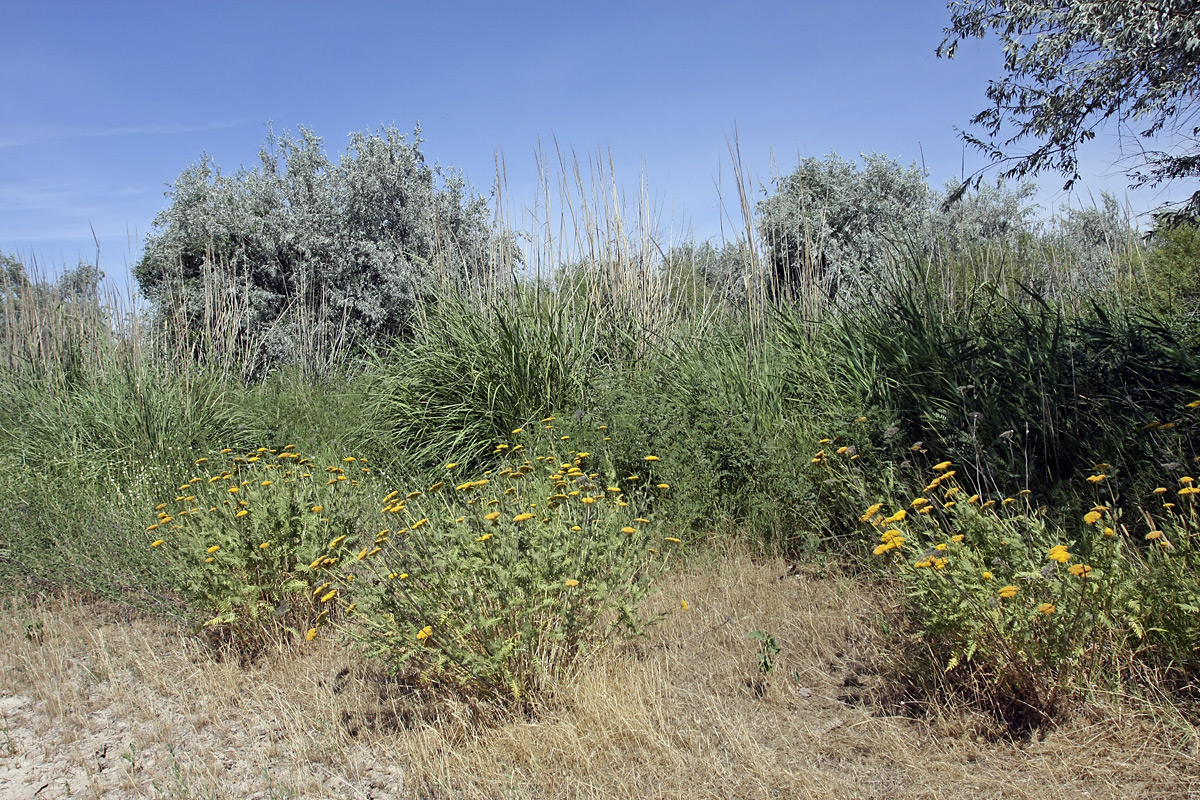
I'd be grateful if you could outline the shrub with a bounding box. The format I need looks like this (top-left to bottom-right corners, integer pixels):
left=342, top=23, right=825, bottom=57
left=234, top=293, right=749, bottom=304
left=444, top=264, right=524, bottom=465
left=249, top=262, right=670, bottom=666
left=144, top=446, right=376, bottom=648
left=1145, top=219, right=1200, bottom=319
left=316, top=430, right=674, bottom=704
left=845, top=449, right=1200, bottom=727
left=1130, top=475, right=1200, bottom=680
left=860, top=460, right=1136, bottom=726
left=134, top=125, right=515, bottom=376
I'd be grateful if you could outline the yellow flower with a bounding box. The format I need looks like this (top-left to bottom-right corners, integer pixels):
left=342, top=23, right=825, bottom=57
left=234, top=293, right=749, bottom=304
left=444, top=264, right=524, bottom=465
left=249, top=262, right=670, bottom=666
left=410, top=519, right=428, bottom=530
left=950, top=534, right=964, bottom=542
left=982, top=571, right=992, bottom=580
left=228, top=487, right=239, bottom=494
left=320, top=590, right=337, bottom=603
left=204, top=557, right=215, bottom=563
left=1087, top=474, right=1107, bottom=483
left=1083, top=510, right=1103, bottom=525
left=356, top=547, right=369, bottom=560
left=1068, top=564, right=1092, bottom=577
left=416, top=625, right=433, bottom=641
left=150, top=539, right=165, bottom=547
left=581, top=496, right=596, bottom=505
left=656, top=483, right=670, bottom=490
left=564, top=579, right=579, bottom=587
left=980, top=500, right=996, bottom=510
left=513, top=512, right=535, bottom=523
left=872, top=542, right=895, bottom=556
left=206, top=545, right=221, bottom=554
left=859, top=503, right=884, bottom=522
left=1104, top=527, right=1115, bottom=537
left=932, top=461, right=952, bottom=471
left=259, top=542, right=270, bottom=549
left=620, top=526, right=637, bottom=534
left=146, top=524, right=160, bottom=532
left=681, top=600, right=689, bottom=610
left=1153, top=487, right=1168, bottom=495
left=884, top=509, right=907, bottom=523
left=260, top=480, right=273, bottom=487
left=644, top=455, right=660, bottom=462
left=311, top=505, right=323, bottom=513
left=1048, top=545, right=1070, bottom=563
left=935, top=543, right=947, bottom=551
left=1146, top=530, right=1163, bottom=540
left=1037, top=603, right=1056, bottom=615
left=910, top=497, right=930, bottom=509
left=665, top=537, right=682, bottom=543
left=477, top=533, right=493, bottom=542
left=967, top=495, right=980, bottom=504
left=236, top=509, right=249, bottom=518
left=305, top=628, right=318, bottom=641
left=998, top=585, right=1018, bottom=599
left=485, top=511, right=501, bottom=521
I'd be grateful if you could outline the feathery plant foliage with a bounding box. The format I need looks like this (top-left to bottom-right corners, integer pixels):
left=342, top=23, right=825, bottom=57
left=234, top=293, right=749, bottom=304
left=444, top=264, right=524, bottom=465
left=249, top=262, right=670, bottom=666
left=143, top=446, right=378, bottom=650
left=314, top=430, right=673, bottom=705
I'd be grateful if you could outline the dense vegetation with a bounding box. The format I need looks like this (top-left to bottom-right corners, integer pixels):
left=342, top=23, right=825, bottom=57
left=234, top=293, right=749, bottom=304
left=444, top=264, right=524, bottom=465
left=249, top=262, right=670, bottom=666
left=2, top=131, right=1199, bottom=728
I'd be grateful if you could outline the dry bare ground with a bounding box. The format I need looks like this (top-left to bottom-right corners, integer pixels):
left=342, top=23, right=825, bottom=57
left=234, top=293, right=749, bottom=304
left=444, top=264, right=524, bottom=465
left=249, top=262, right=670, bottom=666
left=2, top=551, right=1198, bottom=799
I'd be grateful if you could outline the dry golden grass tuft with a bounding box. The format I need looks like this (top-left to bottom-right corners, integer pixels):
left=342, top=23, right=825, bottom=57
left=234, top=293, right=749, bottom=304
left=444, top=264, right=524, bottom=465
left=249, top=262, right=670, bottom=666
left=1, top=550, right=1197, bottom=799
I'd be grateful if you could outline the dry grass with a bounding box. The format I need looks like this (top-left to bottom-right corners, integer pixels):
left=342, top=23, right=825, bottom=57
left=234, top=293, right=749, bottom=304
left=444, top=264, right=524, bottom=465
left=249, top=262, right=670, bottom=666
left=1, top=551, right=1197, bottom=799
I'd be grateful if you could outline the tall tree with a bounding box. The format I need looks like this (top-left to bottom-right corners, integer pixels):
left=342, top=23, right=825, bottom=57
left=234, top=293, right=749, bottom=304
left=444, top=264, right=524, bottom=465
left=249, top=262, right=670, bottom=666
left=939, top=1, right=1200, bottom=218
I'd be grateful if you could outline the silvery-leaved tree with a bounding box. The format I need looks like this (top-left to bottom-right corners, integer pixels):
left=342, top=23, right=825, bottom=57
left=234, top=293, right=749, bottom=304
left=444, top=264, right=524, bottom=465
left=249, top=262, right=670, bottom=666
left=939, top=0, right=1200, bottom=221
left=135, top=125, right=514, bottom=377
left=757, top=153, right=933, bottom=302
left=757, top=152, right=1138, bottom=305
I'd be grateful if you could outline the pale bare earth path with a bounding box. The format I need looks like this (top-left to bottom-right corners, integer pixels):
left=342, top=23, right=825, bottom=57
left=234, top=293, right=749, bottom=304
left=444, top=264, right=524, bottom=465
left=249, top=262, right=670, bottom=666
left=2, top=555, right=1197, bottom=799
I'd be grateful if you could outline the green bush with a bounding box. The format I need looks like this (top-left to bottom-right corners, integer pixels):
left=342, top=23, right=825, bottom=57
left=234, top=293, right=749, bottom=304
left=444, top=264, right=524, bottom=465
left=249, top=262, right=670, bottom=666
left=1145, top=220, right=1200, bottom=318
left=843, top=451, right=1200, bottom=727
left=317, top=431, right=674, bottom=704
left=144, top=446, right=376, bottom=648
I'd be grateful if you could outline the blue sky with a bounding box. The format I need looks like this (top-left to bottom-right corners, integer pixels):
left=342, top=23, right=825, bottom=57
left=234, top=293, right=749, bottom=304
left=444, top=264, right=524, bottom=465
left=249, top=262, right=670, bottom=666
left=1, top=0, right=1188, bottom=286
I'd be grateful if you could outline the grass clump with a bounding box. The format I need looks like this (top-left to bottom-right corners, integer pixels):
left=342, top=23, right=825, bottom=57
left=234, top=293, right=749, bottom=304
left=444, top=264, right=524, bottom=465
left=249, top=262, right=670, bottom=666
left=315, top=430, right=675, bottom=705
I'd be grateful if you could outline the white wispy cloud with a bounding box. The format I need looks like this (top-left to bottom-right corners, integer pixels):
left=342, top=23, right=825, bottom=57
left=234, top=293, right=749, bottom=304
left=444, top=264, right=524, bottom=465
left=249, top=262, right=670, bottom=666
left=0, top=119, right=248, bottom=149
